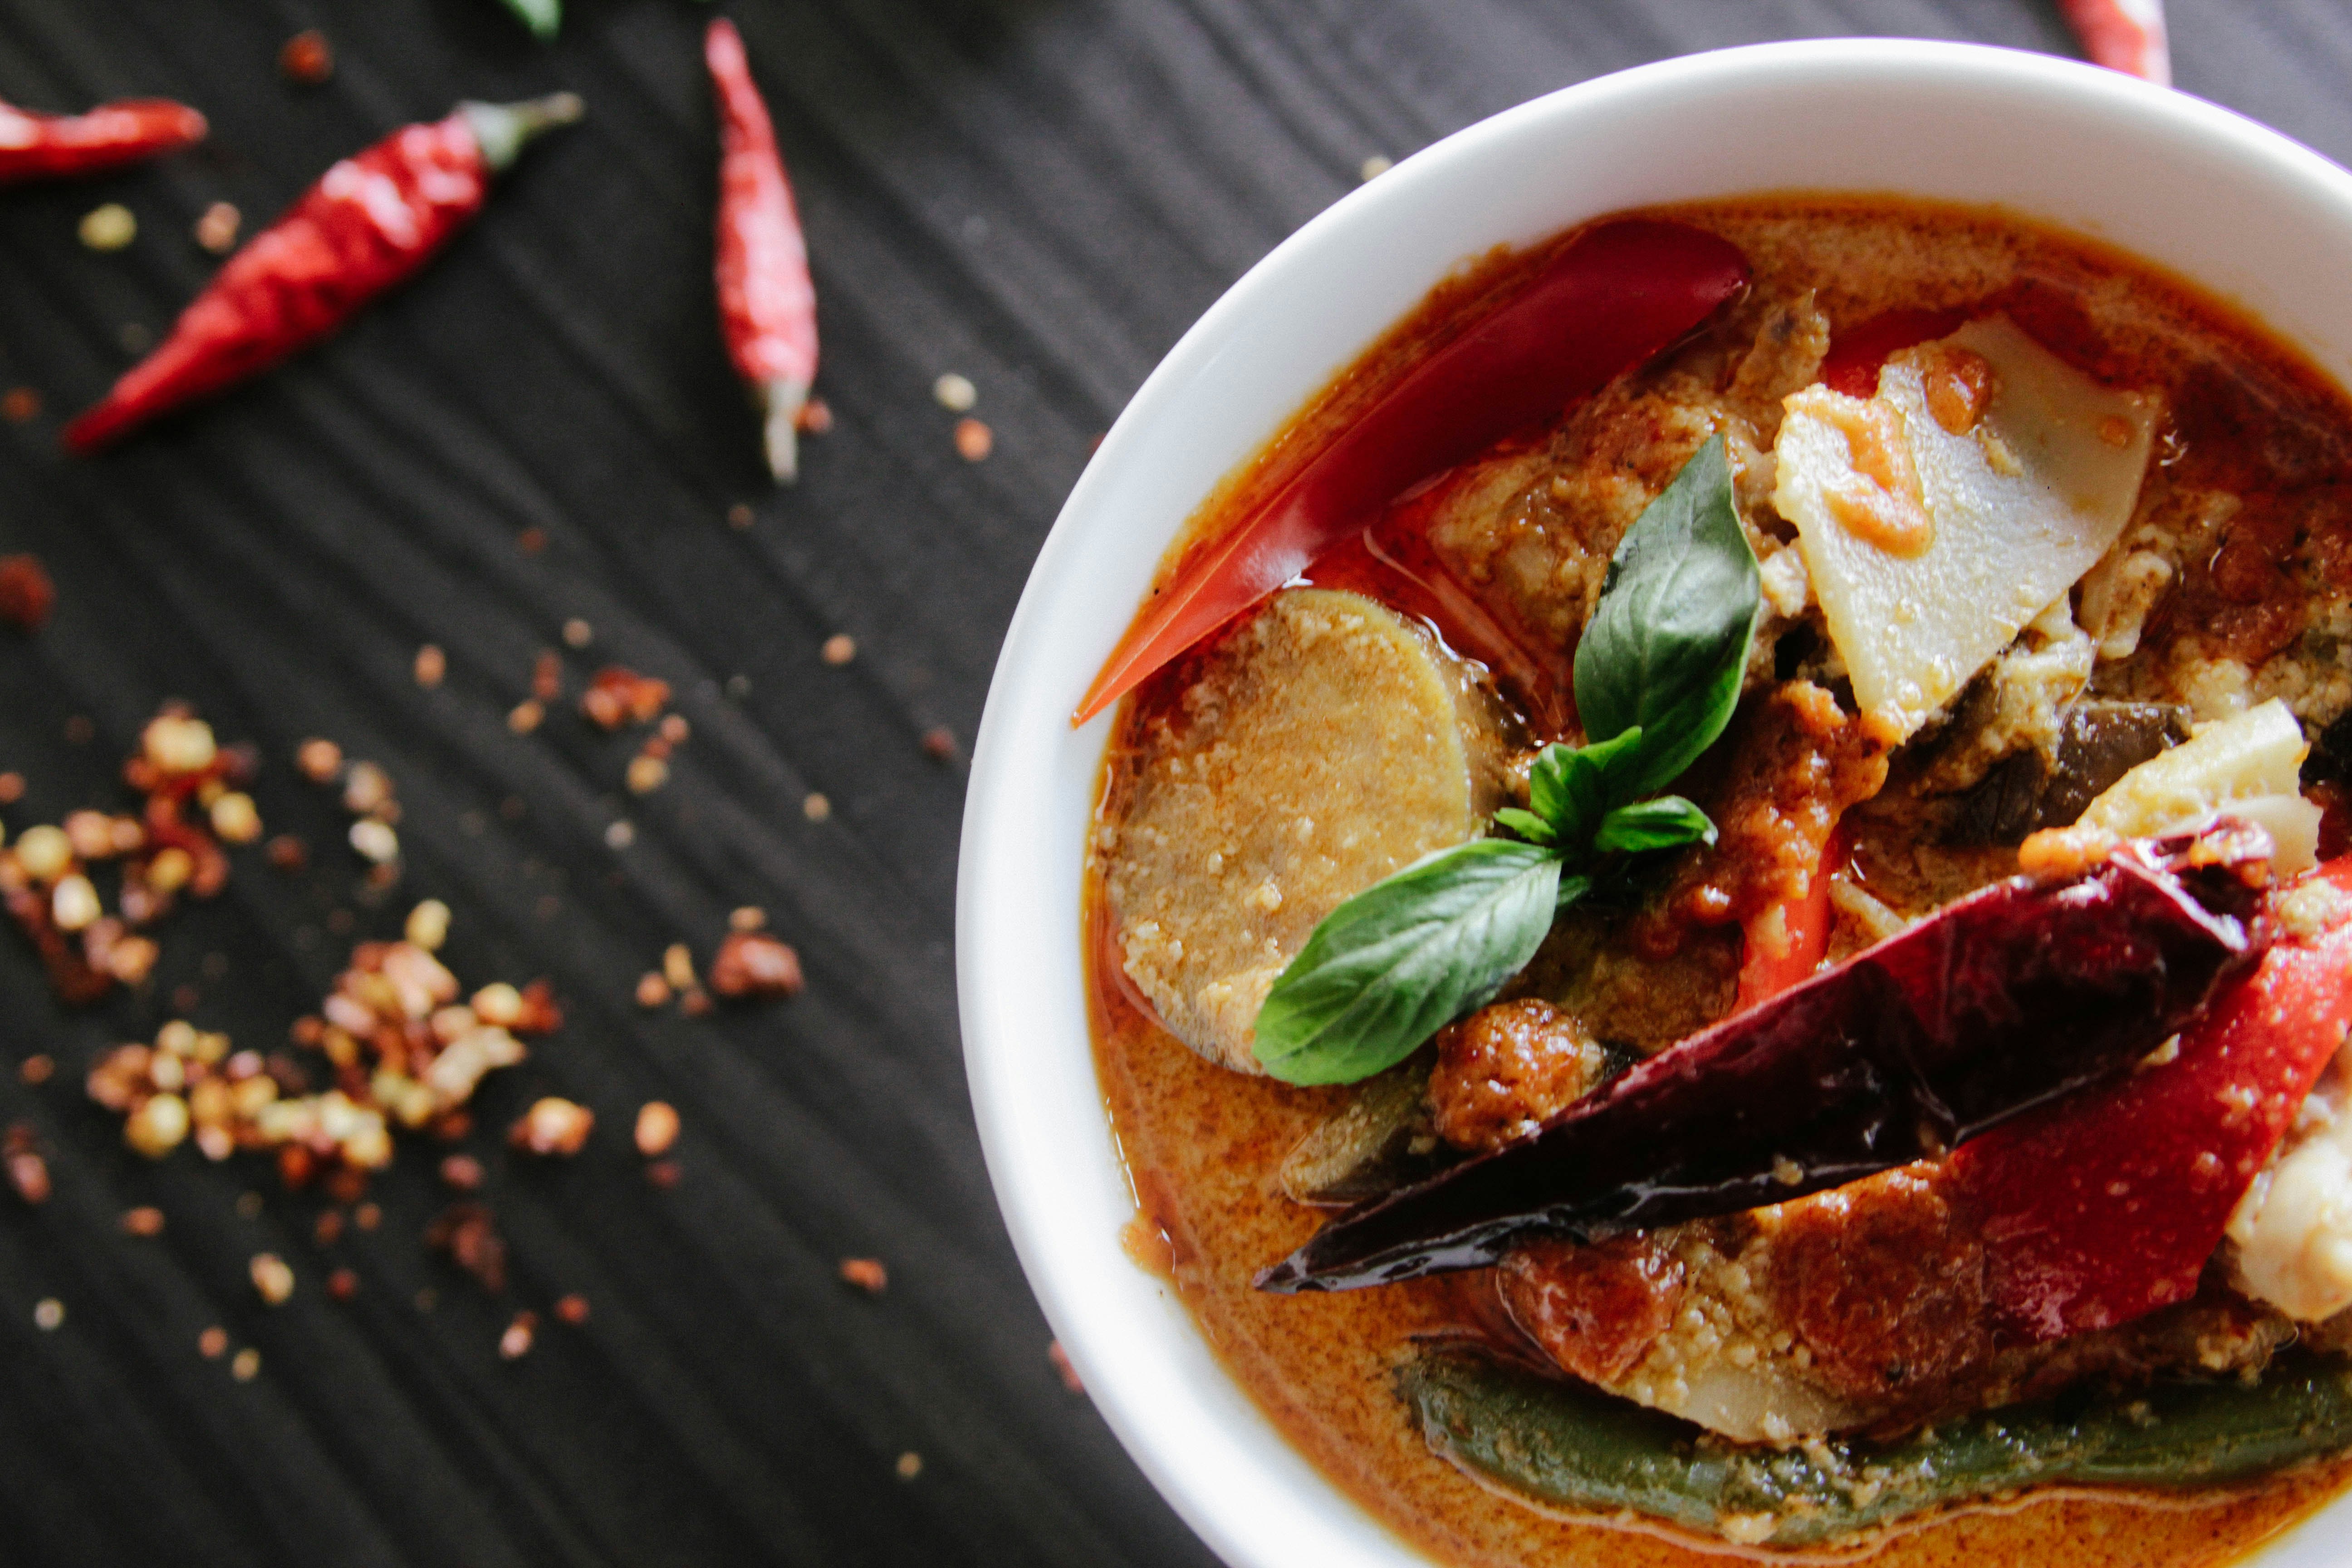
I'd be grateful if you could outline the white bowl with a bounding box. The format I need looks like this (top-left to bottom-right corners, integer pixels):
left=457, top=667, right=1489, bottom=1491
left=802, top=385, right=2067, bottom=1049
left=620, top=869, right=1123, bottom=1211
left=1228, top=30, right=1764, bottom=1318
left=958, top=37, right=2352, bottom=1568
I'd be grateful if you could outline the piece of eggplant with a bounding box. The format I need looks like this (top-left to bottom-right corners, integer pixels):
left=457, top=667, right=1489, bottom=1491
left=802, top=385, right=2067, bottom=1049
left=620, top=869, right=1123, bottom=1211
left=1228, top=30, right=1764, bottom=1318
left=1277, top=1056, right=1446, bottom=1207
left=1401, top=1346, right=2352, bottom=1549
left=1946, top=699, right=2188, bottom=844
left=1256, top=835, right=2264, bottom=1294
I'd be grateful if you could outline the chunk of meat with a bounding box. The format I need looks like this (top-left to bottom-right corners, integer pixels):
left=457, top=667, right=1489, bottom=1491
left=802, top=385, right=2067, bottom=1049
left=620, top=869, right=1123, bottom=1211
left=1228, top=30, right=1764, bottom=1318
left=1499, top=1233, right=1685, bottom=1385
left=1428, top=999, right=1607, bottom=1153
left=1102, top=588, right=1510, bottom=1073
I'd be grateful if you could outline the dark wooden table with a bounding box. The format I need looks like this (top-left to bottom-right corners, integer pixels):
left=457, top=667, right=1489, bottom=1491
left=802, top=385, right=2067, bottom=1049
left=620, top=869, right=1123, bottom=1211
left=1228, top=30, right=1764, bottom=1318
left=0, top=3, right=2345, bottom=1564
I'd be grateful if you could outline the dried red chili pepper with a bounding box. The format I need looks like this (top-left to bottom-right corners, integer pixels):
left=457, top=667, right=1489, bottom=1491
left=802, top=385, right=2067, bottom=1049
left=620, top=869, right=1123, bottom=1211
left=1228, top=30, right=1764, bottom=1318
left=1074, top=220, right=1750, bottom=725
left=63, top=94, right=583, bottom=454
left=2059, top=0, right=2171, bottom=85
left=706, top=19, right=819, bottom=484
left=0, top=95, right=205, bottom=185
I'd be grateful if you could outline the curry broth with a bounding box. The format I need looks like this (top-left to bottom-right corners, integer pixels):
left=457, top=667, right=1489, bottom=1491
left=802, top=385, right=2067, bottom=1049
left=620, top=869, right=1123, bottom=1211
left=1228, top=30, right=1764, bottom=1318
left=1088, top=197, right=2352, bottom=1564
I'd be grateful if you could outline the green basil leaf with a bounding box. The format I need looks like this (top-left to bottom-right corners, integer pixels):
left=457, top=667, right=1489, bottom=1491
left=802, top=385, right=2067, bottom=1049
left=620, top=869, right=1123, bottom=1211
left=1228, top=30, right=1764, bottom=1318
left=1254, top=840, right=1563, bottom=1087
left=1571, top=435, right=1760, bottom=797
left=1555, top=872, right=1593, bottom=910
left=1527, top=728, right=1643, bottom=847
left=1492, top=806, right=1556, bottom=846
left=1592, top=795, right=1717, bottom=855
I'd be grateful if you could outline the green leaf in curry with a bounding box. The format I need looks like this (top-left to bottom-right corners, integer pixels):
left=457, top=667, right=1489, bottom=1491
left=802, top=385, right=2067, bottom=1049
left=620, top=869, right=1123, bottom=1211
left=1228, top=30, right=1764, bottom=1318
left=1253, top=840, right=1562, bottom=1086
left=1572, top=433, right=1761, bottom=797
left=1592, top=795, right=1716, bottom=855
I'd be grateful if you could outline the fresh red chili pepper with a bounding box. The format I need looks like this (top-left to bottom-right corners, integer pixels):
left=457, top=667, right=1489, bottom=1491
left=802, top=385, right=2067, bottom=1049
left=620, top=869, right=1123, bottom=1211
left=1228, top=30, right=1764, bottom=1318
left=62, top=94, right=582, bottom=454
left=1073, top=220, right=1750, bottom=725
left=706, top=18, right=819, bottom=485
left=0, top=96, right=205, bottom=185
left=2059, top=0, right=2171, bottom=85
left=1950, top=855, right=2352, bottom=1340
left=1733, top=822, right=1846, bottom=1012
left=1260, top=835, right=2263, bottom=1293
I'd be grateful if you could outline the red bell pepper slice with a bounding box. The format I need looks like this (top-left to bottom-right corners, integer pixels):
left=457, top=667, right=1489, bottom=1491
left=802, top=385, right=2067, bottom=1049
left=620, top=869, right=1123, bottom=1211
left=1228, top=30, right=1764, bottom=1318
left=1951, top=858, right=2352, bottom=1341
left=1072, top=219, right=1749, bottom=724
left=1732, top=823, right=1845, bottom=1013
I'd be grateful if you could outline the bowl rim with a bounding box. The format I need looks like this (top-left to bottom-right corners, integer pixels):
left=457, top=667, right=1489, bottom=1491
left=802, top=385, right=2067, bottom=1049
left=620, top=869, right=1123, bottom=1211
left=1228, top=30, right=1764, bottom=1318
left=959, top=34, right=2352, bottom=1568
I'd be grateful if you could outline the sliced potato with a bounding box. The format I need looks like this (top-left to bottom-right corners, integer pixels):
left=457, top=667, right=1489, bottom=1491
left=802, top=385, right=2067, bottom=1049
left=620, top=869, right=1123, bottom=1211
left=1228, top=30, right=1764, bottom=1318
left=1103, top=589, right=1509, bottom=1073
left=1774, top=315, right=2159, bottom=739
left=2075, top=698, right=2320, bottom=871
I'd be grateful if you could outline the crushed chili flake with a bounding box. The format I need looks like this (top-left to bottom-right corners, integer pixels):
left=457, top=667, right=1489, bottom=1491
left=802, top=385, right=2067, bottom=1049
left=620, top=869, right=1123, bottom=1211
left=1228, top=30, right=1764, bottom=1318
left=624, top=755, right=668, bottom=794
left=517, top=526, right=548, bottom=555
left=633, top=1100, right=679, bottom=1156
left=355, top=1200, right=381, bottom=1231
left=19, top=1054, right=51, bottom=1084
left=198, top=1325, right=228, bottom=1358
left=194, top=201, right=240, bottom=254
left=531, top=651, right=562, bottom=702
left=802, top=793, right=831, bottom=823
left=250, top=1252, right=294, bottom=1305
left=314, top=1210, right=343, bottom=1245
left=278, top=29, right=333, bottom=85
left=953, top=417, right=993, bottom=461
left=728, top=905, right=766, bottom=932
left=413, top=644, right=447, bottom=688
left=122, top=1205, right=166, bottom=1236
left=0, top=555, right=55, bottom=632
left=439, top=1153, right=485, bottom=1191
left=661, top=943, right=696, bottom=990
left=265, top=834, right=308, bottom=871
left=554, top=1292, right=590, bottom=1325
left=510, top=1097, right=593, bottom=1156
left=499, top=1309, right=537, bottom=1359
left=820, top=633, right=855, bottom=666
left=507, top=699, right=544, bottom=735
left=709, top=930, right=803, bottom=998
left=895, top=1452, right=923, bottom=1480
left=5, top=1125, right=50, bottom=1205
left=838, top=1256, right=887, bottom=1294
left=326, top=1266, right=359, bottom=1302
left=230, top=1347, right=260, bottom=1381
left=1049, top=1339, right=1084, bottom=1393
left=1, top=387, right=40, bottom=422
left=635, top=972, right=671, bottom=1009
left=0, top=774, right=22, bottom=805
left=658, top=714, right=690, bottom=745
left=797, top=397, right=832, bottom=434
left=921, top=725, right=959, bottom=762
left=295, top=738, right=342, bottom=784
left=582, top=667, right=671, bottom=730
left=426, top=1200, right=507, bottom=1293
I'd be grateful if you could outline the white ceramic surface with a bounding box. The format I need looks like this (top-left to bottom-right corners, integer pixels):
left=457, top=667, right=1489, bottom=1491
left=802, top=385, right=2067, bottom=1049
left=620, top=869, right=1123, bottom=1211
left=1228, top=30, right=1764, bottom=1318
left=958, top=37, right=2352, bottom=1568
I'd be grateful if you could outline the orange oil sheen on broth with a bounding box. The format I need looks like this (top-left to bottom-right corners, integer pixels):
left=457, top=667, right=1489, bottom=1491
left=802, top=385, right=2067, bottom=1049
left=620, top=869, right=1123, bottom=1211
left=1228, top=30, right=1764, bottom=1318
left=1087, top=196, right=2352, bottom=1564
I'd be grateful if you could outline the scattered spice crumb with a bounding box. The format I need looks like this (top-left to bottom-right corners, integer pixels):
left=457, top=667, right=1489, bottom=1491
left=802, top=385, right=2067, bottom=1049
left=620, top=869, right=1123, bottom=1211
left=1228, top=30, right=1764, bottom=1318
left=554, top=1293, right=590, bottom=1326
left=562, top=618, right=593, bottom=649
left=625, top=755, right=668, bottom=794
left=439, top=1153, right=485, bottom=1191
left=634, top=1100, right=679, bottom=1157
left=198, top=1325, right=228, bottom=1358
left=33, top=1297, right=63, bottom=1331
left=0, top=773, right=21, bottom=805
left=230, top=1346, right=260, bottom=1381
left=518, top=526, right=548, bottom=554
left=635, top=972, right=671, bottom=1009
left=933, top=372, right=977, bottom=412
left=645, top=1158, right=681, bottom=1190
left=79, top=202, right=136, bottom=252
left=531, top=651, right=562, bottom=702
left=499, top=1310, right=537, bottom=1359
left=265, top=834, right=308, bottom=871
left=19, top=1054, right=51, bottom=1085
left=2, top=387, right=41, bottom=422
left=583, top=667, right=670, bottom=729
left=510, top=1097, right=593, bottom=1156
left=709, top=931, right=804, bottom=998
left=279, top=29, right=333, bottom=84
left=839, top=1257, right=887, bottom=1294
left=508, top=699, right=544, bottom=735
left=426, top=1201, right=506, bottom=1293
left=603, top=821, right=635, bottom=851
left=679, top=987, right=712, bottom=1017
left=250, top=1252, right=295, bottom=1305
left=895, top=1451, right=923, bottom=1480
left=195, top=201, right=240, bottom=254
left=1050, top=1339, right=1084, bottom=1393
left=5, top=1126, right=50, bottom=1205
left=314, top=1210, right=343, bottom=1245
left=413, top=644, right=446, bottom=688
left=659, top=714, right=690, bottom=745
left=798, top=397, right=832, bottom=434
left=728, top=905, right=766, bottom=932
left=726, top=503, right=755, bottom=529
left=326, top=1267, right=358, bottom=1302
left=662, top=943, right=696, bottom=990
left=296, top=738, right=343, bottom=784
left=921, top=725, right=959, bottom=762
left=802, top=793, right=831, bottom=823
left=821, top=633, right=855, bottom=666
left=349, top=818, right=399, bottom=864
left=122, top=1205, right=166, bottom=1237
left=1359, top=154, right=1393, bottom=181
left=953, top=417, right=993, bottom=461
left=404, top=898, right=450, bottom=951
left=210, top=791, right=261, bottom=843
left=0, top=555, right=56, bottom=631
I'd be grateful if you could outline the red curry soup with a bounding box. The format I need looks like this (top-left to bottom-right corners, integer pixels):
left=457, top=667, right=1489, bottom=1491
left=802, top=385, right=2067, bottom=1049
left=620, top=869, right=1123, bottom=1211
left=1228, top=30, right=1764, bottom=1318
left=1083, top=198, right=2352, bottom=1564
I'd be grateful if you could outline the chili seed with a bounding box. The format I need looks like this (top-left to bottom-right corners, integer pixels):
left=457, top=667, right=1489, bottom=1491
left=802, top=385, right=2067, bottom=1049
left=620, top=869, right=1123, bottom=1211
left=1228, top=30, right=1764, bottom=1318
left=625, top=755, right=668, bottom=794
left=279, top=29, right=333, bottom=84
left=554, top=1293, right=590, bottom=1325
left=413, top=644, right=446, bottom=688
left=209, top=791, right=262, bottom=843
left=506, top=699, right=543, bottom=734
left=404, top=899, right=451, bottom=951
left=79, top=203, right=137, bottom=252
left=802, top=793, right=831, bottom=822
left=708, top=931, right=803, bottom=999
left=510, top=1097, right=593, bottom=1156
left=953, top=417, right=993, bottom=461
left=194, top=201, right=241, bottom=254
left=122, top=1206, right=165, bottom=1237
left=230, top=1347, right=260, bottom=1381
left=14, top=824, right=69, bottom=882
left=499, top=1311, right=537, bottom=1359
left=0, top=555, right=55, bottom=630
left=32, top=1298, right=63, bottom=1331
left=250, top=1252, right=295, bottom=1305
left=634, top=1100, right=679, bottom=1156
left=932, top=372, right=977, bottom=412
left=295, top=737, right=342, bottom=783
left=839, top=1257, right=887, bottom=1294
left=1, top=387, right=40, bottom=422
left=562, top=618, right=592, bottom=649
left=198, top=1326, right=228, bottom=1358
left=124, top=1093, right=190, bottom=1157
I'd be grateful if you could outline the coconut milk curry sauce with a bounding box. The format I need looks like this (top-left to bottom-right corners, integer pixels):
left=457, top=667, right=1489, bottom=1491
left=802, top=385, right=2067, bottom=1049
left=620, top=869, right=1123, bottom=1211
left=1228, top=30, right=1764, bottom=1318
left=1087, top=198, right=2352, bottom=1563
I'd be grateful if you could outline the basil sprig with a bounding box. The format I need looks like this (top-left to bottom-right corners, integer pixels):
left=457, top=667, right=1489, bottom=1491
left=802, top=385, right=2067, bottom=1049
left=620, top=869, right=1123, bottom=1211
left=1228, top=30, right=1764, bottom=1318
left=1251, top=436, right=1760, bottom=1087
